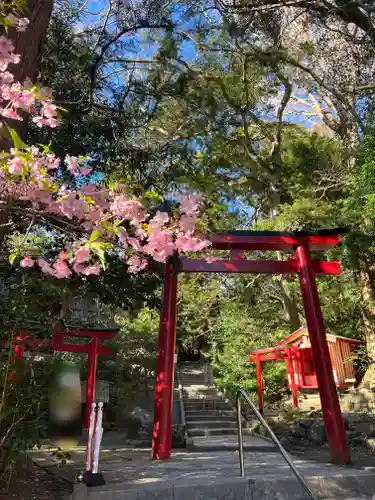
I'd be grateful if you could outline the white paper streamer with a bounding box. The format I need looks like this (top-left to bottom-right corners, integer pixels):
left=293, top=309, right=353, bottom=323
left=92, top=402, right=104, bottom=474
left=85, top=403, right=97, bottom=471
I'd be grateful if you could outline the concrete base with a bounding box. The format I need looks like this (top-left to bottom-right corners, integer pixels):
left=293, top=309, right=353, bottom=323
left=72, top=474, right=375, bottom=500
left=67, top=449, right=375, bottom=500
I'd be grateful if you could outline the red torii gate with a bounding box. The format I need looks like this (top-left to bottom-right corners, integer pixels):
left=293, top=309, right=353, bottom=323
left=3, top=328, right=117, bottom=429
left=152, top=229, right=351, bottom=465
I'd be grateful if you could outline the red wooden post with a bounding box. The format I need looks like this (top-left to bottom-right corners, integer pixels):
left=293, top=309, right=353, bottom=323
left=85, top=336, right=99, bottom=429
left=8, top=344, right=24, bottom=380
left=286, top=348, right=298, bottom=408
left=295, top=349, right=303, bottom=388
left=152, top=261, right=178, bottom=460
left=255, top=353, right=263, bottom=413
left=296, top=244, right=350, bottom=464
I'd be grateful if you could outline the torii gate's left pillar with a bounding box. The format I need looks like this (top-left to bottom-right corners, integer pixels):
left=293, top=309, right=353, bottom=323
left=152, top=261, right=178, bottom=460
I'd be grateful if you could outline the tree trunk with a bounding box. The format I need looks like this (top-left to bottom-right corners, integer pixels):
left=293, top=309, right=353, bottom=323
left=359, top=270, right=375, bottom=361
left=1, top=0, right=54, bottom=145
left=0, top=0, right=53, bottom=247
left=279, top=279, right=301, bottom=332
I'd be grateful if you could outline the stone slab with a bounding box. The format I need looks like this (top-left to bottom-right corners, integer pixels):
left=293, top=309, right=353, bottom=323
left=72, top=473, right=375, bottom=500
left=65, top=449, right=375, bottom=500
left=191, top=434, right=276, bottom=451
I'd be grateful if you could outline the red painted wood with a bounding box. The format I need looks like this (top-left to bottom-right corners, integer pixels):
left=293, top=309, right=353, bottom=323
left=249, top=354, right=284, bottom=362
left=295, top=244, right=350, bottom=464
left=286, top=348, right=299, bottom=408
left=179, top=258, right=340, bottom=275
left=210, top=234, right=341, bottom=251
left=53, top=329, right=117, bottom=339
left=53, top=342, right=111, bottom=355
left=230, top=249, right=246, bottom=260
left=255, top=354, right=263, bottom=414
left=295, top=349, right=304, bottom=388
left=152, top=262, right=178, bottom=460
left=85, top=336, right=99, bottom=429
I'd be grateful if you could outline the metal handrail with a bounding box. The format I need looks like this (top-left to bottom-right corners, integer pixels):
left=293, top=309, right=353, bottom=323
left=236, top=389, right=317, bottom=500
left=176, top=369, right=189, bottom=444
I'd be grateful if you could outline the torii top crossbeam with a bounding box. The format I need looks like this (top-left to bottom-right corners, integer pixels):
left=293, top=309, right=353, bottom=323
left=177, top=229, right=347, bottom=275
left=208, top=229, right=347, bottom=251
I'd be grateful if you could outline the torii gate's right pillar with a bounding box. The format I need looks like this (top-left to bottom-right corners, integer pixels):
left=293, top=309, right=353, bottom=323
left=296, top=243, right=350, bottom=464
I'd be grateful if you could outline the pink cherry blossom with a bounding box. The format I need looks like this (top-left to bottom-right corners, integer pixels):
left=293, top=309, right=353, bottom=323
left=46, top=154, right=60, bottom=170
left=1, top=108, right=22, bottom=120
left=144, top=230, right=175, bottom=262
left=127, top=255, right=148, bottom=273
left=58, top=250, right=69, bottom=261
left=179, top=214, right=196, bottom=232
left=82, top=184, right=97, bottom=195
left=57, top=193, right=87, bottom=220
left=38, top=87, right=53, bottom=99
left=33, top=116, right=58, bottom=128
left=0, top=20, right=210, bottom=278
left=8, top=156, right=23, bottom=175
left=179, top=195, right=202, bottom=215
left=79, top=167, right=92, bottom=176
left=64, top=155, right=79, bottom=174
left=38, top=259, right=54, bottom=276
left=0, top=71, right=14, bottom=85
left=64, top=154, right=91, bottom=176
left=20, top=256, right=34, bottom=268
left=175, top=234, right=210, bottom=253
left=110, top=197, right=147, bottom=225
left=80, top=264, right=101, bottom=276
left=74, top=247, right=90, bottom=264
left=53, top=259, right=72, bottom=279
left=41, top=102, right=56, bottom=118
left=149, top=211, right=169, bottom=231
left=117, top=227, right=129, bottom=246
left=127, top=237, right=142, bottom=251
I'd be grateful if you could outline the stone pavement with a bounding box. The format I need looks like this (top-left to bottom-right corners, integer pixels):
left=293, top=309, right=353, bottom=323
left=29, top=442, right=375, bottom=499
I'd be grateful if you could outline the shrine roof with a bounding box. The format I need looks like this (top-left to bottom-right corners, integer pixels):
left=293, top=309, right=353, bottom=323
left=249, top=327, right=360, bottom=357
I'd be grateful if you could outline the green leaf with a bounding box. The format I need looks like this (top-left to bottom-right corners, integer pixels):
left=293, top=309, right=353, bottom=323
left=7, top=126, right=27, bottom=150
left=144, top=190, right=162, bottom=205
left=9, top=252, right=18, bottom=265
left=89, top=230, right=101, bottom=241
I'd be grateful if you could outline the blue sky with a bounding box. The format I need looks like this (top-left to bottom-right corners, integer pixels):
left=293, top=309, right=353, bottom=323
left=75, top=1, right=325, bottom=221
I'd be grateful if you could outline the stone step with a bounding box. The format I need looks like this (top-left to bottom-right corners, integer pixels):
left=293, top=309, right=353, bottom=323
left=187, top=420, right=238, bottom=430
left=183, top=398, right=227, bottom=404
left=188, top=427, right=238, bottom=437
left=186, top=414, right=237, bottom=422
left=184, top=412, right=236, bottom=420
left=184, top=403, right=230, bottom=408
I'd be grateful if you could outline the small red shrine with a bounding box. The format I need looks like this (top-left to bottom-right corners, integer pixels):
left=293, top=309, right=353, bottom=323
left=248, top=327, right=360, bottom=412
left=1, top=328, right=118, bottom=429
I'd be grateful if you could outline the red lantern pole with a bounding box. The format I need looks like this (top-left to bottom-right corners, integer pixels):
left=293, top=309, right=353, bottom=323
left=295, top=244, right=350, bottom=464
left=152, top=261, right=178, bottom=460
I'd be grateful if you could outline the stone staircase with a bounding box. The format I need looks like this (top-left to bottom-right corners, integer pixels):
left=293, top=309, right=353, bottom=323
left=179, top=362, right=238, bottom=440
left=179, top=362, right=274, bottom=451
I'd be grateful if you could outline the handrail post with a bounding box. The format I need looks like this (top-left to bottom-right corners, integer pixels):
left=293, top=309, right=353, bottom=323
left=236, top=393, right=245, bottom=477
left=176, top=370, right=188, bottom=445
left=236, top=389, right=317, bottom=500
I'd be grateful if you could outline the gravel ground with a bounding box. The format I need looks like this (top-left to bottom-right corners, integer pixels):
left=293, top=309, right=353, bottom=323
left=0, top=460, right=73, bottom=500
